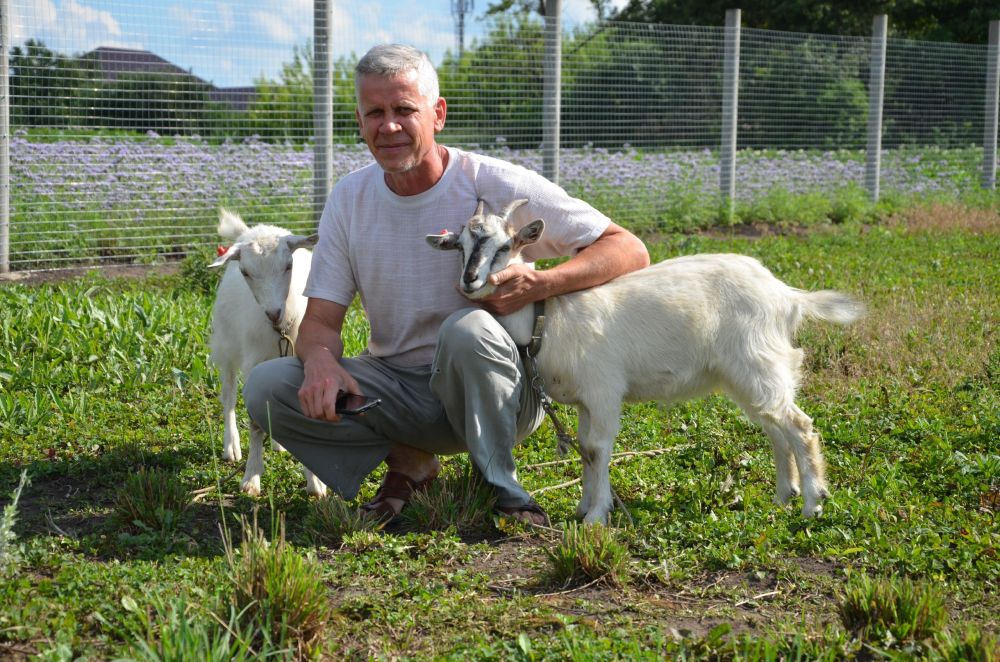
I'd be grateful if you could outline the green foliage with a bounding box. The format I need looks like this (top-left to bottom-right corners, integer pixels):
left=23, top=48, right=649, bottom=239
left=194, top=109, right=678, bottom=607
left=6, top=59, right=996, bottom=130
left=837, top=573, right=948, bottom=646
left=545, top=522, right=631, bottom=587
left=223, top=511, right=329, bottom=659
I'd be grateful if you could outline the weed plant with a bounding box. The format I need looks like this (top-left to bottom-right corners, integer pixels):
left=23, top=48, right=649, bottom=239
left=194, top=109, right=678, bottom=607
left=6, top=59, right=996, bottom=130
left=0, top=470, right=29, bottom=577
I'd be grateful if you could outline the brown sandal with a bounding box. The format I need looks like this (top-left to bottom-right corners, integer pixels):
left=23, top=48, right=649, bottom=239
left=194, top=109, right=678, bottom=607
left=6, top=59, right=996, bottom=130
left=361, top=470, right=438, bottom=523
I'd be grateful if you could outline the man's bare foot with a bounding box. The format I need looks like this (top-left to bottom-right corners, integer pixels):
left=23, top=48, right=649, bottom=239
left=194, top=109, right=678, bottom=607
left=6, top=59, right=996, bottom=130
left=362, top=447, right=441, bottom=520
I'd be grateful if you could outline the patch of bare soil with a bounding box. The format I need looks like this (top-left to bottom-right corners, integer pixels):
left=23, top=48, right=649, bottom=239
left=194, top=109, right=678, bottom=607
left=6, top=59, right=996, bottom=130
left=886, top=203, right=1000, bottom=234
left=0, top=262, right=181, bottom=287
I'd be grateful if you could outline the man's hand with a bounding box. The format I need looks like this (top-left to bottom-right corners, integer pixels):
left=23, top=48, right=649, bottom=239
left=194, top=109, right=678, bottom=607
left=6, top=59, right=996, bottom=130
left=299, top=353, right=361, bottom=422
left=294, top=298, right=357, bottom=422
left=479, top=263, right=546, bottom=316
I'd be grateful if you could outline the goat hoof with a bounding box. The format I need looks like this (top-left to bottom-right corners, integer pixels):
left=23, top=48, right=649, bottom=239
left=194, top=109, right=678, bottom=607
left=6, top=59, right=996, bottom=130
left=271, top=441, right=286, bottom=453
left=306, top=484, right=327, bottom=497
left=222, top=450, right=241, bottom=463
left=802, top=503, right=823, bottom=518
left=241, top=480, right=261, bottom=497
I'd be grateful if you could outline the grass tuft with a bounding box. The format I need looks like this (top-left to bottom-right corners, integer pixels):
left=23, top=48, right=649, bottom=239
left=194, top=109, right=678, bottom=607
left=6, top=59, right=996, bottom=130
left=122, top=595, right=265, bottom=662
left=304, top=494, right=382, bottom=545
left=837, top=573, right=948, bottom=646
left=403, top=466, right=498, bottom=533
left=113, top=466, right=192, bottom=535
left=544, top=521, right=631, bottom=587
left=222, top=510, right=329, bottom=659
left=934, top=628, right=999, bottom=662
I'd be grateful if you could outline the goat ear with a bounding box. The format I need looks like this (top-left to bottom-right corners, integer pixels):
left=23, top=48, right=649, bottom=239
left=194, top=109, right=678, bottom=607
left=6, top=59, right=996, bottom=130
left=209, top=243, right=241, bottom=268
left=425, top=230, right=462, bottom=251
left=513, top=219, right=545, bottom=249
left=287, top=233, right=319, bottom=252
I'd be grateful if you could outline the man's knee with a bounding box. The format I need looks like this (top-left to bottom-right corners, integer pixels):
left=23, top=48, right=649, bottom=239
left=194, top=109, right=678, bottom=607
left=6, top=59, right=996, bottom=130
left=243, top=357, right=302, bottom=425
left=437, top=308, right=510, bottom=361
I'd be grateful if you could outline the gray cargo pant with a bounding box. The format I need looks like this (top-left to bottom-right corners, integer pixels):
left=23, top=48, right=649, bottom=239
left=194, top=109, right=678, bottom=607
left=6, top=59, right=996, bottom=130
left=242, top=308, right=546, bottom=509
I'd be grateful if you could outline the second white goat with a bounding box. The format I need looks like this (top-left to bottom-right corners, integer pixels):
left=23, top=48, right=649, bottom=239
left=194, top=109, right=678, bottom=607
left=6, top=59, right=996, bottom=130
left=427, top=199, right=864, bottom=523
left=208, top=209, right=324, bottom=496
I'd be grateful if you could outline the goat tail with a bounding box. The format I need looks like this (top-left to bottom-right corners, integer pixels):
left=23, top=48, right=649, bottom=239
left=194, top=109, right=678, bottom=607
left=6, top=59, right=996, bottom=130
left=798, top=289, right=865, bottom=326
left=217, top=207, right=250, bottom=241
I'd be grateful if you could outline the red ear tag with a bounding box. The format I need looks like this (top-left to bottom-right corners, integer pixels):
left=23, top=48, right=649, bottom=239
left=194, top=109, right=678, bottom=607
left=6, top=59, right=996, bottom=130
left=217, top=245, right=229, bottom=256
left=439, top=229, right=449, bottom=235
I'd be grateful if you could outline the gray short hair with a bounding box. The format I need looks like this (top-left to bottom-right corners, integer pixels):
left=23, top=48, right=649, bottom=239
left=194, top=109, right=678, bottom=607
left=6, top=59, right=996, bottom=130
left=355, top=44, right=440, bottom=105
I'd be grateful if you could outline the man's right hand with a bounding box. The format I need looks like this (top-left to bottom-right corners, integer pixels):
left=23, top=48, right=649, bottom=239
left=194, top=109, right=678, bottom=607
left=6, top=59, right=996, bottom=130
left=298, top=353, right=360, bottom=422
left=294, top=298, right=356, bottom=422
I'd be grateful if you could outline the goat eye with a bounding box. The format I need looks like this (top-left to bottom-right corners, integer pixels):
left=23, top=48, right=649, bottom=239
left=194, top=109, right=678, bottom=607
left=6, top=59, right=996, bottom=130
left=241, top=271, right=251, bottom=280
left=285, top=264, right=292, bottom=272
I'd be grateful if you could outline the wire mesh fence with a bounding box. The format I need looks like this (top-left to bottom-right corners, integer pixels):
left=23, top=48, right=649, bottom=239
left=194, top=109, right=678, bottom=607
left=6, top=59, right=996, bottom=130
left=2, top=1, right=998, bottom=271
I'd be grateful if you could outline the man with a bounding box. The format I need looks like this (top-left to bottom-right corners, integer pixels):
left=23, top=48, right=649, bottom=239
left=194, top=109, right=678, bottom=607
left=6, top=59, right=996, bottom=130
left=244, top=44, right=648, bottom=525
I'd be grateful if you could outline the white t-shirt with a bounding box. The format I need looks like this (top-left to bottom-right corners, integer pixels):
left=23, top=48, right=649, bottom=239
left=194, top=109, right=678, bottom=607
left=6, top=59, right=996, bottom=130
left=305, top=146, right=610, bottom=367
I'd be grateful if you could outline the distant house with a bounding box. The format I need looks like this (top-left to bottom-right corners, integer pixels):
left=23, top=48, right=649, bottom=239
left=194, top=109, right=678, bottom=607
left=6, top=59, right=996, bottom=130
left=83, top=46, right=257, bottom=110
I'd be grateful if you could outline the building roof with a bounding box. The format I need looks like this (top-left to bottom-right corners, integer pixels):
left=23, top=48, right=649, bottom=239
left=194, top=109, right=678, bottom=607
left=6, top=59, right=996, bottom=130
left=84, top=46, right=256, bottom=109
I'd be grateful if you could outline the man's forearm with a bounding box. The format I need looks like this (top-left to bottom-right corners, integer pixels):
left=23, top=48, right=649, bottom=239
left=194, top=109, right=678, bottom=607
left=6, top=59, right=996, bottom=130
left=540, top=224, right=650, bottom=299
left=295, top=317, right=345, bottom=368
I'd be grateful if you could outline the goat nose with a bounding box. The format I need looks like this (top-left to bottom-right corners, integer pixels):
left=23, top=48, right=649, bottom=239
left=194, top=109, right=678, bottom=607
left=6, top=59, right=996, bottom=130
left=265, top=309, right=281, bottom=324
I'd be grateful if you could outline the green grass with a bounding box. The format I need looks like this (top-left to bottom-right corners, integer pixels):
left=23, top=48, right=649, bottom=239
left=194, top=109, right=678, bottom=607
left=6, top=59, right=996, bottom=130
left=0, top=203, right=998, bottom=659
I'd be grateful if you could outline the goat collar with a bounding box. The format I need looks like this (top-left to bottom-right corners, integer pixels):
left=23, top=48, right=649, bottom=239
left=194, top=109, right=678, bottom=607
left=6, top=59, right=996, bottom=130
left=526, top=300, right=546, bottom=358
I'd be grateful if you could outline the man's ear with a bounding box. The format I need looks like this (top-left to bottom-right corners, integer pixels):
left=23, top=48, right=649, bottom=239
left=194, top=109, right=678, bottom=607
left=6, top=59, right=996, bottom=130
left=425, top=230, right=462, bottom=251
left=209, top=243, right=242, bottom=268
left=513, top=219, right=545, bottom=250
left=287, top=233, right=319, bottom=252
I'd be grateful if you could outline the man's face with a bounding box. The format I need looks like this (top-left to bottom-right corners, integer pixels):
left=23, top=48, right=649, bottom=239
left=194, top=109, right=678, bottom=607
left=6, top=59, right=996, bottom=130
left=355, top=71, right=446, bottom=175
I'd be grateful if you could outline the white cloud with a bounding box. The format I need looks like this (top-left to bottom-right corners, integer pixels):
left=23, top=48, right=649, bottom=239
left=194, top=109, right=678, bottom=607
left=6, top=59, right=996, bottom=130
left=167, top=4, right=200, bottom=35
left=216, top=3, right=235, bottom=33
left=64, top=0, right=121, bottom=37
left=10, top=0, right=58, bottom=42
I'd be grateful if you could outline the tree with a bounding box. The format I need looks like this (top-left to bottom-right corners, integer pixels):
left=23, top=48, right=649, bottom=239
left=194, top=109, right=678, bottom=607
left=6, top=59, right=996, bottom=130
left=614, top=0, right=998, bottom=44
left=9, top=40, right=97, bottom=128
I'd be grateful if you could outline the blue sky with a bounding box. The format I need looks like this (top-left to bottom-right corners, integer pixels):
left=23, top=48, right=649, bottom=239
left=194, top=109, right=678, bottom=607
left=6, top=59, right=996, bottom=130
left=10, top=0, right=627, bottom=88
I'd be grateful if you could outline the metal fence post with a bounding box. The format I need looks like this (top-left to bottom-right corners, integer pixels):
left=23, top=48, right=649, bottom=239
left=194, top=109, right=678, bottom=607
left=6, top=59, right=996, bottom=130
left=865, top=14, right=888, bottom=202
left=720, top=8, right=741, bottom=223
left=313, top=0, right=334, bottom=221
left=983, top=20, right=1000, bottom=190
left=1, top=0, right=10, bottom=273
left=542, top=0, right=561, bottom=184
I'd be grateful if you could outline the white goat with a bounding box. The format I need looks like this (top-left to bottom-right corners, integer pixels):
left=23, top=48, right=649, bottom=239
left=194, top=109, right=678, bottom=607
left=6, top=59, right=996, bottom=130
left=427, top=199, right=864, bottom=523
left=208, top=208, right=324, bottom=496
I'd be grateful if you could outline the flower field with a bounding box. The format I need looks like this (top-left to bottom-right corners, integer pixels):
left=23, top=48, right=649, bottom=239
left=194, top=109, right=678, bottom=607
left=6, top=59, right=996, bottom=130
left=7, top=131, right=995, bottom=269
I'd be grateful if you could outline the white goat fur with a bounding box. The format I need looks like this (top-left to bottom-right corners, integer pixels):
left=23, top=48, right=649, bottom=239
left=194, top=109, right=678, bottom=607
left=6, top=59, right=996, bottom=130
left=208, top=209, right=324, bottom=496
left=427, top=199, right=864, bottom=522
